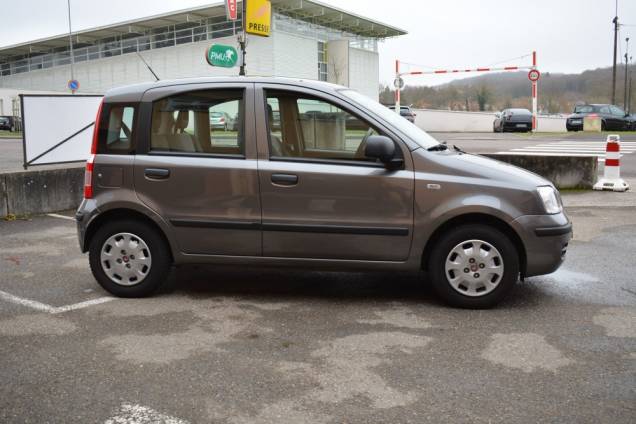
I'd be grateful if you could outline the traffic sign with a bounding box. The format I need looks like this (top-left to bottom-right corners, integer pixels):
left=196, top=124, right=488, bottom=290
left=67, top=79, right=79, bottom=92
left=246, top=0, right=271, bottom=37
left=206, top=44, right=239, bottom=68
left=528, top=69, right=540, bottom=82
left=225, top=0, right=238, bottom=21
left=394, top=77, right=405, bottom=90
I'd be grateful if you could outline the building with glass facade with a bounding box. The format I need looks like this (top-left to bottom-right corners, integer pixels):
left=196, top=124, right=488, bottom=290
left=0, top=0, right=405, bottom=107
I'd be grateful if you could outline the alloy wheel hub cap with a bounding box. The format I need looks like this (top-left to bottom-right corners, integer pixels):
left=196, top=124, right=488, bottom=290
left=444, top=239, right=504, bottom=297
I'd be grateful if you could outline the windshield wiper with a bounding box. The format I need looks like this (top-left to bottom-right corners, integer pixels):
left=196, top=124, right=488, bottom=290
left=427, top=143, right=449, bottom=152
left=452, top=144, right=466, bottom=153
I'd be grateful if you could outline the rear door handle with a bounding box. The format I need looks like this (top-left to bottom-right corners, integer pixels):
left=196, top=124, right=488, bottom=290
left=144, top=168, right=170, bottom=180
left=271, top=173, right=298, bottom=186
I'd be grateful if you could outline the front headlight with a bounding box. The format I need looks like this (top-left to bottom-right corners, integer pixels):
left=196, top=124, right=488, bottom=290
left=537, top=186, right=562, bottom=214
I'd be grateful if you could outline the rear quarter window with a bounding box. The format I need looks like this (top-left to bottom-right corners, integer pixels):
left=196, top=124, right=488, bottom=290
left=97, top=104, right=137, bottom=154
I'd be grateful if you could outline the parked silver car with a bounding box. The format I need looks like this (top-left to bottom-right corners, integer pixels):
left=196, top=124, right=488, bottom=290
left=76, top=77, right=571, bottom=308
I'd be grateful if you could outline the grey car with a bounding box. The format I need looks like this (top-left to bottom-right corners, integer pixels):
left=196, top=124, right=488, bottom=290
left=76, top=77, right=571, bottom=309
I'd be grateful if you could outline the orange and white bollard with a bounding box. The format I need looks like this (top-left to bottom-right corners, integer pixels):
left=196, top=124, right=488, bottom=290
left=593, top=134, right=630, bottom=192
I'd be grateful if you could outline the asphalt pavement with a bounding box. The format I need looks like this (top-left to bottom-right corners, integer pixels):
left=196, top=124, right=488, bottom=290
left=1, top=200, right=635, bottom=423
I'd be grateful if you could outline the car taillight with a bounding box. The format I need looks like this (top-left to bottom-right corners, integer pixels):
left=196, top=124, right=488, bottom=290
left=220, top=118, right=225, bottom=122
left=84, top=154, right=95, bottom=199
left=84, top=100, right=103, bottom=199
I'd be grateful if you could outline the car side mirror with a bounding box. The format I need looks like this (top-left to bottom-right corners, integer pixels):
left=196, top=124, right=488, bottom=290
left=495, top=113, right=501, bottom=118
left=365, top=135, right=403, bottom=169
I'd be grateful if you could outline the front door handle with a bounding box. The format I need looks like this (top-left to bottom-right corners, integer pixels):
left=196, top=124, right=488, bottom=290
left=144, top=168, right=170, bottom=180
left=271, top=173, right=298, bottom=186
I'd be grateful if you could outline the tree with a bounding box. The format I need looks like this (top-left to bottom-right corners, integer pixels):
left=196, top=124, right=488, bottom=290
left=475, top=84, right=492, bottom=111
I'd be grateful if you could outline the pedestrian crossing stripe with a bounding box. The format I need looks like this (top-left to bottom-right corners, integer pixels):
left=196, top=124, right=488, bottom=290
left=496, top=141, right=636, bottom=161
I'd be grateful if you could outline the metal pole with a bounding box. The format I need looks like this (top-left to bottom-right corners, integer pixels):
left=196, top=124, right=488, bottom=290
left=239, top=0, right=247, bottom=76
left=623, top=37, right=629, bottom=110
left=612, top=15, right=619, bottom=104
left=394, top=60, right=400, bottom=114
left=532, top=51, right=538, bottom=132
left=67, top=0, right=75, bottom=93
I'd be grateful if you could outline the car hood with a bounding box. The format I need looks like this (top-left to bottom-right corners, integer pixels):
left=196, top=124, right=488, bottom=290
left=421, top=149, right=551, bottom=190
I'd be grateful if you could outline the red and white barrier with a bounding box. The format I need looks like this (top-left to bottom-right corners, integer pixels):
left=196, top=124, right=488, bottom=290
left=394, top=51, right=539, bottom=131
left=593, top=135, right=630, bottom=192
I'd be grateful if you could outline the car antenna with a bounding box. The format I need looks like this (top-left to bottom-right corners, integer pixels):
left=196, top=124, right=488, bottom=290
left=137, top=52, right=160, bottom=81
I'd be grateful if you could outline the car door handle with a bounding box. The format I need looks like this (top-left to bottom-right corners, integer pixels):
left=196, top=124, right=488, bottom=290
left=144, top=168, right=170, bottom=180
left=271, top=173, right=298, bottom=186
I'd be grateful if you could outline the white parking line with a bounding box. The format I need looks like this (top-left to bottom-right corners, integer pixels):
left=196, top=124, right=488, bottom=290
left=105, top=403, right=189, bottom=424
left=0, top=289, right=114, bottom=314
left=47, top=213, right=75, bottom=221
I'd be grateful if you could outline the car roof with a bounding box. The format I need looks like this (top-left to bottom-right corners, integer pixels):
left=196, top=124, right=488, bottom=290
left=104, top=76, right=348, bottom=102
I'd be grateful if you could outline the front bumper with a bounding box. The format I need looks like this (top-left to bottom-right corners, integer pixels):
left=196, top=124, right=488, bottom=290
left=512, top=212, right=572, bottom=277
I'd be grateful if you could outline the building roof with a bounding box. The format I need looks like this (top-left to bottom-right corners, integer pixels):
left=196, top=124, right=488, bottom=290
left=0, top=0, right=406, bottom=59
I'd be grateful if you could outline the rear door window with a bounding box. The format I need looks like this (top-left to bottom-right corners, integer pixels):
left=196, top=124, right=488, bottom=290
left=150, top=89, right=244, bottom=156
left=98, top=105, right=136, bottom=154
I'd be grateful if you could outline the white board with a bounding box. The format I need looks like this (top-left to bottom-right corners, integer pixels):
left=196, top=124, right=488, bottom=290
left=22, top=95, right=103, bottom=166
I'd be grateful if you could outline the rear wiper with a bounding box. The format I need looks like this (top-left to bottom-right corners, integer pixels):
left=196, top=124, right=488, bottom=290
left=427, top=143, right=449, bottom=151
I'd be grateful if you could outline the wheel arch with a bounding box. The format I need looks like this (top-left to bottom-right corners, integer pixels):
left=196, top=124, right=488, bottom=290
left=83, top=208, right=174, bottom=263
left=421, top=213, right=527, bottom=277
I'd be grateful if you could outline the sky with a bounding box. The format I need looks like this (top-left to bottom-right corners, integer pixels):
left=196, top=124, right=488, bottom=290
left=1, top=0, right=636, bottom=87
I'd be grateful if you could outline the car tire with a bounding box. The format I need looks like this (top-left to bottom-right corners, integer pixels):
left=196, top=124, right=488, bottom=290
left=428, top=224, right=519, bottom=309
left=88, top=219, right=172, bottom=297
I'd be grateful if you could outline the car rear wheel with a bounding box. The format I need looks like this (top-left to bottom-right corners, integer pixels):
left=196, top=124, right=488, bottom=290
left=89, top=219, right=171, bottom=297
left=428, top=224, right=519, bottom=309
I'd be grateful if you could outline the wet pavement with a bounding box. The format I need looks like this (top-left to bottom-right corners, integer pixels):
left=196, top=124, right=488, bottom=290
left=0, top=202, right=635, bottom=423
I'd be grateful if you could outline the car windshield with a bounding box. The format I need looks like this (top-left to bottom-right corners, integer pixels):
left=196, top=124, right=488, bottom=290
left=574, top=105, right=597, bottom=113
left=509, top=108, right=531, bottom=115
left=0, top=117, right=8, bottom=123
left=340, top=90, right=439, bottom=149
left=211, top=112, right=223, bottom=117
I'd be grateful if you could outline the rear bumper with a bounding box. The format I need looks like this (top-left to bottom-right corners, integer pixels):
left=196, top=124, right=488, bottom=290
left=503, top=121, right=531, bottom=131
left=511, top=213, right=572, bottom=277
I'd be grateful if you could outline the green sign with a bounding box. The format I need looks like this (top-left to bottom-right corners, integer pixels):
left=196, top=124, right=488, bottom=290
left=206, top=44, right=238, bottom=68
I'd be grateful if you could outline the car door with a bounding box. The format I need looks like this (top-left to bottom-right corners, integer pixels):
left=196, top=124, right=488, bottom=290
left=254, top=84, right=414, bottom=261
left=610, top=106, right=627, bottom=130
left=134, top=83, right=262, bottom=256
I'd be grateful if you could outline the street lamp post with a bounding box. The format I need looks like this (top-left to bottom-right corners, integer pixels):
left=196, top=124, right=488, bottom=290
left=67, top=0, right=75, bottom=93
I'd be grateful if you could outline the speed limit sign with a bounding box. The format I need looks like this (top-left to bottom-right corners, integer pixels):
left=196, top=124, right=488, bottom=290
left=528, top=69, right=540, bottom=82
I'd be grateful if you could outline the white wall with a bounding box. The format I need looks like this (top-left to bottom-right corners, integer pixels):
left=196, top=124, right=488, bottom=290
left=273, top=32, right=317, bottom=79
left=0, top=31, right=380, bottom=102
left=413, top=109, right=566, bottom=132
left=348, top=47, right=379, bottom=100
left=0, top=35, right=275, bottom=94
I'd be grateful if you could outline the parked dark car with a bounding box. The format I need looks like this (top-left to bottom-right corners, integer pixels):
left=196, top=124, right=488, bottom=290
left=566, top=104, right=631, bottom=131
left=493, top=108, right=532, bottom=133
left=0, top=115, right=20, bottom=132
left=388, top=105, right=416, bottom=123
left=76, top=77, right=571, bottom=309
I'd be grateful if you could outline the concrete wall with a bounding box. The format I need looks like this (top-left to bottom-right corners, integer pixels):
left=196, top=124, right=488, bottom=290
left=483, top=154, right=598, bottom=189
left=413, top=108, right=567, bottom=133
left=1, top=167, right=84, bottom=216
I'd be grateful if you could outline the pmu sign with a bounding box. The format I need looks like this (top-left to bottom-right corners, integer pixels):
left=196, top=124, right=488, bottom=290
left=246, top=0, right=271, bottom=37
left=225, top=0, right=238, bottom=21
left=206, top=44, right=239, bottom=68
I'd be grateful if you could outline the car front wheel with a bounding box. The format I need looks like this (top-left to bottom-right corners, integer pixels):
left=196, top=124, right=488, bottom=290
left=88, top=219, right=172, bottom=297
left=428, top=224, right=519, bottom=309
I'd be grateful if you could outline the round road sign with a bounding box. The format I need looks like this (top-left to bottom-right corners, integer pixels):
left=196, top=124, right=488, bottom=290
left=528, top=69, right=540, bottom=82
left=394, top=77, right=405, bottom=90
left=68, top=79, right=80, bottom=92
